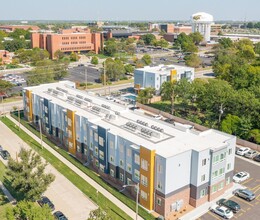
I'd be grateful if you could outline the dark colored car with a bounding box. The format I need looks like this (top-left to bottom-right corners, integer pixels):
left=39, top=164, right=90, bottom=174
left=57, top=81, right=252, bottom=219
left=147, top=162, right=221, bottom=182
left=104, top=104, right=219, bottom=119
left=0, top=150, right=10, bottom=160
left=234, top=189, right=256, bottom=201
left=253, top=154, right=260, bottom=162
left=53, top=211, right=68, bottom=220
left=38, top=196, right=55, bottom=211
left=217, top=198, right=241, bottom=213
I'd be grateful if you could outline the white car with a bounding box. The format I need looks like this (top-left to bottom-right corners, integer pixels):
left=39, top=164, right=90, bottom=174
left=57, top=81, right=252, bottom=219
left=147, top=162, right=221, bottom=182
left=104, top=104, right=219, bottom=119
left=236, top=147, right=250, bottom=156
left=233, top=171, right=250, bottom=183
left=154, top=115, right=162, bottom=120
left=210, top=204, right=233, bottom=219
left=244, top=150, right=258, bottom=159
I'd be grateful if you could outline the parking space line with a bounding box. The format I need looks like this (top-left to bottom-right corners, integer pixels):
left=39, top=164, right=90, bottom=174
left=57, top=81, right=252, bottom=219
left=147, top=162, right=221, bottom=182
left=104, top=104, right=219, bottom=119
left=253, top=185, right=260, bottom=193
left=237, top=212, right=244, bottom=218
left=233, top=215, right=238, bottom=219
left=242, top=178, right=253, bottom=185
left=247, top=207, right=251, bottom=211
left=240, top=208, right=246, bottom=213
left=249, top=184, right=260, bottom=191
left=207, top=211, right=221, bottom=220
left=233, top=196, right=254, bottom=207
left=256, top=193, right=260, bottom=200
left=255, top=201, right=259, bottom=205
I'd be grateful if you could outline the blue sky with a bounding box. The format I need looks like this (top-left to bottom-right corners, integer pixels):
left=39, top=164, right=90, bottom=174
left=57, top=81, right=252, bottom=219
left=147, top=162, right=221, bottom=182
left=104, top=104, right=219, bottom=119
left=1, top=0, right=260, bottom=21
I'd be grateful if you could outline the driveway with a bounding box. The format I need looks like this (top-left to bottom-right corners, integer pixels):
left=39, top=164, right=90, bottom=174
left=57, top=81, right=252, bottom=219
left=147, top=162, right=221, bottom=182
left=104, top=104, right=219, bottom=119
left=0, top=121, right=97, bottom=220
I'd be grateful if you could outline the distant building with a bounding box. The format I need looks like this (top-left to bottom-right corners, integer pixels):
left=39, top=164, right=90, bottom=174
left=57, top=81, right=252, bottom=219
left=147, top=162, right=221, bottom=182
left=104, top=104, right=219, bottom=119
left=31, top=28, right=103, bottom=59
left=0, top=50, right=11, bottom=65
left=134, top=65, right=194, bottom=93
left=0, top=25, right=40, bottom=32
left=191, top=12, right=214, bottom=42
left=149, top=23, right=175, bottom=33
left=211, top=24, right=222, bottom=35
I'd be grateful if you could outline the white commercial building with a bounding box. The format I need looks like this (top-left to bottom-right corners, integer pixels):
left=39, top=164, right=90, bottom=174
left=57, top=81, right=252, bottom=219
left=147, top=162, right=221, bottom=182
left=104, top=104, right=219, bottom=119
left=191, top=12, right=214, bottom=42
left=134, top=65, right=194, bottom=93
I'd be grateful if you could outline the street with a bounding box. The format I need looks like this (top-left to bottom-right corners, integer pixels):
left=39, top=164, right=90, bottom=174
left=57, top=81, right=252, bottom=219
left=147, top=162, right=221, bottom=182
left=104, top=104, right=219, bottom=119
left=0, top=100, right=23, bottom=114
left=0, top=120, right=97, bottom=220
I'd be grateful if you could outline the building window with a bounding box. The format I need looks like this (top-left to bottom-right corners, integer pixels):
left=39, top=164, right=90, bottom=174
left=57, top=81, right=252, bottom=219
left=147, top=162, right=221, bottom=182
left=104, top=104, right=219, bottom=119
left=95, top=160, right=99, bottom=167
left=141, top=159, right=148, bottom=171
left=119, top=143, right=124, bottom=153
left=213, top=155, right=219, bottom=164
left=220, top=153, right=226, bottom=161
left=110, top=156, right=114, bottom=162
left=212, top=170, right=218, bottom=178
left=228, top=148, right=232, bottom=155
left=84, top=137, right=87, bottom=143
left=110, top=169, right=114, bottom=177
left=100, top=164, right=105, bottom=172
left=99, top=151, right=104, bottom=160
left=90, top=130, right=93, bottom=137
left=68, top=118, right=71, bottom=126
left=127, top=163, right=132, bottom=172
left=200, top=189, right=206, bottom=198
left=83, top=124, right=87, bottom=131
left=119, top=159, right=124, bottom=167
left=157, top=164, right=162, bottom=173
left=202, top=159, right=207, bottom=166
left=68, top=130, right=72, bottom=138
left=157, top=198, right=162, bottom=206
left=134, top=169, right=140, bottom=180
left=99, top=137, right=104, bottom=146
left=127, top=148, right=131, bottom=157
left=94, top=133, right=98, bottom=142
left=127, top=178, right=131, bottom=185
left=90, top=142, right=93, bottom=150
left=141, top=175, right=148, bottom=187
left=69, top=142, right=73, bottom=149
left=95, top=146, right=98, bottom=155
left=77, top=145, right=81, bottom=153
left=157, top=180, right=162, bottom=190
left=219, top=167, right=225, bottom=176
left=120, top=173, right=124, bottom=182
left=141, top=190, right=147, bottom=201
left=226, top=177, right=231, bottom=185
left=134, top=154, right=140, bottom=165
left=212, top=185, right=218, bottom=193
left=219, top=182, right=224, bottom=190
left=227, top=163, right=231, bottom=171
left=201, top=174, right=206, bottom=182
left=84, top=148, right=87, bottom=156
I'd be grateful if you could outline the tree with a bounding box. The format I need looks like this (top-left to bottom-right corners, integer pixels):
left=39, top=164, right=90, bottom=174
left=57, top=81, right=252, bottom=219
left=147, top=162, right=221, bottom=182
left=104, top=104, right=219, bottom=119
left=6, top=201, right=54, bottom=220
left=103, top=58, right=125, bottom=81
left=254, top=42, right=260, bottom=55
left=221, top=114, right=241, bottom=135
left=91, top=56, right=99, bottom=65
left=0, top=80, right=14, bottom=93
left=104, top=38, right=118, bottom=56
left=141, top=54, right=152, bottom=65
left=70, top=52, right=79, bottom=62
left=87, top=207, right=112, bottom=220
left=153, top=39, right=169, bottom=48
left=124, top=64, right=134, bottom=74
left=8, top=28, right=31, bottom=40
left=185, top=54, right=202, bottom=68
left=218, top=38, right=233, bottom=49
left=189, top=32, right=203, bottom=45
left=3, top=39, right=28, bottom=52
left=141, top=34, right=156, bottom=45
left=137, top=87, right=155, bottom=104
left=248, top=129, right=260, bottom=144
left=54, top=50, right=65, bottom=60
left=175, top=33, right=198, bottom=53
left=160, top=80, right=177, bottom=115
left=6, top=147, right=55, bottom=201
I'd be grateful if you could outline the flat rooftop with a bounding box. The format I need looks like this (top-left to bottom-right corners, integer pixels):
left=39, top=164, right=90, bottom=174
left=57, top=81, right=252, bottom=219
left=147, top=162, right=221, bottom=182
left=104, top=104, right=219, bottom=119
left=135, top=65, right=194, bottom=76
left=25, top=81, right=234, bottom=158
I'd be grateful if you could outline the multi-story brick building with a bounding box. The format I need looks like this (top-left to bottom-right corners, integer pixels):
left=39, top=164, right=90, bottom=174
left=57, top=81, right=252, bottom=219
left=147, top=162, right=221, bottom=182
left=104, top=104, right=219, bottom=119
left=23, top=81, right=236, bottom=218
left=31, top=28, right=103, bottom=59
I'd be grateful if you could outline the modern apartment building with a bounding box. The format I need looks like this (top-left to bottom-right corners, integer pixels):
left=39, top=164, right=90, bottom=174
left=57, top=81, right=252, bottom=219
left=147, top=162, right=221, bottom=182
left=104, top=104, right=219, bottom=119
left=134, top=65, right=195, bottom=93
left=31, top=28, right=103, bottom=58
left=23, top=81, right=236, bottom=218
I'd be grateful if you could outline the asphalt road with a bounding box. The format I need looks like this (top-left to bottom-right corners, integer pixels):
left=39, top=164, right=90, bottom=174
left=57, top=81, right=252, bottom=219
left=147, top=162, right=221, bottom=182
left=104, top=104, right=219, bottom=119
left=0, top=120, right=97, bottom=219
left=199, top=156, right=260, bottom=220
left=66, top=66, right=101, bottom=83
left=0, top=100, right=23, bottom=114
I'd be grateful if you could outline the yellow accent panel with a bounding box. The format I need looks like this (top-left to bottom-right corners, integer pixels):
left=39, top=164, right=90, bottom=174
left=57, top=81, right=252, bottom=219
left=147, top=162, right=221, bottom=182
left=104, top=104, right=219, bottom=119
left=170, top=69, right=177, bottom=81
left=67, top=109, right=76, bottom=155
left=26, top=90, right=33, bottom=121
left=139, top=146, right=156, bottom=210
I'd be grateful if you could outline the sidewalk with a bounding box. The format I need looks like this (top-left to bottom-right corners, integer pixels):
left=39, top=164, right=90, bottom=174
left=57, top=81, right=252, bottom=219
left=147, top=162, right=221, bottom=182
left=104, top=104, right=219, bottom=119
left=180, top=183, right=244, bottom=220
left=0, top=181, right=16, bottom=205
left=7, top=115, right=143, bottom=220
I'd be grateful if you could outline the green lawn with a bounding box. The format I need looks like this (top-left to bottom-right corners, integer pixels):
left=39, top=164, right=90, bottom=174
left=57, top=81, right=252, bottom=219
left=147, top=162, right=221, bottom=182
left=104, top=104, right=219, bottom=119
left=1, top=115, right=155, bottom=220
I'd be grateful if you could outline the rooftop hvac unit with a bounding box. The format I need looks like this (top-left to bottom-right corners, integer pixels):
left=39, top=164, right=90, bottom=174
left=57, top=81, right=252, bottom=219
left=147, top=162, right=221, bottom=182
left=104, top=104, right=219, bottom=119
left=84, top=98, right=93, bottom=103
left=56, top=87, right=68, bottom=93
left=76, top=94, right=84, bottom=99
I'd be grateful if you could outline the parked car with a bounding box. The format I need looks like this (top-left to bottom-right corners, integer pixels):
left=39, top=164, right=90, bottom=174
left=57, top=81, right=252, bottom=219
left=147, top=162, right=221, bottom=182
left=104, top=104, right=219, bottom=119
left=0, top=150, right=10, bottom=160
left=209, top=204, right=233, bottom=219
left=244, top=150, right=258, bottom=159
left=236, top=147, right=250, bottom=156
left=154, top=115, right=162, bottom=120
left=217, top=198, right=240, bottom=213
left=233, top=171, right=250, bottom=183
left=53, top=211, right=68, bottom=220
left=253, top=154, right=260, bottom=162
left=38, top=196, right=55, bottom=211
left=234, top=189, right=255, bottom=201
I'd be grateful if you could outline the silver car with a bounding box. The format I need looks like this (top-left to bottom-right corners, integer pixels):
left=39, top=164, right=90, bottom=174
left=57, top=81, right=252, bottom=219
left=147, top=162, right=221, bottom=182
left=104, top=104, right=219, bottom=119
left=234, top=189, right=255, bottom=201
left=244, top=150, right=258, bottom=159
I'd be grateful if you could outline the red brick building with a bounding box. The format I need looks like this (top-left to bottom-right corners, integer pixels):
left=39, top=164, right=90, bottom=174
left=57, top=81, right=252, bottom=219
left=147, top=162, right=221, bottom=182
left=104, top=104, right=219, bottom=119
left=31, top=28, right=103, bottom=59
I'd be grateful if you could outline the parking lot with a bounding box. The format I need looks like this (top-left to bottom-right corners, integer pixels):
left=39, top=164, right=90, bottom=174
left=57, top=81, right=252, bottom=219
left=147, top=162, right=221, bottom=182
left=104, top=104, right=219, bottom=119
left=198, top=157, right=260, bottom=220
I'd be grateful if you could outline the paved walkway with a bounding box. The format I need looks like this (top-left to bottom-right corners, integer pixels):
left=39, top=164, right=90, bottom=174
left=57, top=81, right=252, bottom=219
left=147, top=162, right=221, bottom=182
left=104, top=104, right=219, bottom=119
left=7, top=115, right=143, bottom=220
left=0, top=180, right=16, bottom=204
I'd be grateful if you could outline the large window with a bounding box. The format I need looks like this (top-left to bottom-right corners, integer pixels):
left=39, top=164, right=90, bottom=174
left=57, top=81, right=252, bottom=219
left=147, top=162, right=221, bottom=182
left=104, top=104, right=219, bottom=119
left=141, top=175, right=148, bottom=187
left=99, top=151, right=104, bottom=160
left=127, top=163, right=132, bottom=172
left=119, top=159, right=124, bottom=167
left=134, top=154, right=140, bottom=165
left=141, top=190, right=147, bottom=200
left=141, top=159, right=148, bottom=171
left=94, top=133, right=98, bottom=142
left=110, top=169, right=114, bottom=177
left=200, top=189, right=206, bottom=198
left=157, top=198, right=162, bottom=206
left=201, top=174, right=206, bottom=182
left=99, top=137, right=104, bottom=147
left=120, top=173, right=124, bottom=182
left=134, top=169, right=140, bottom=180
left=202, top=159, right=207, bottom=166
